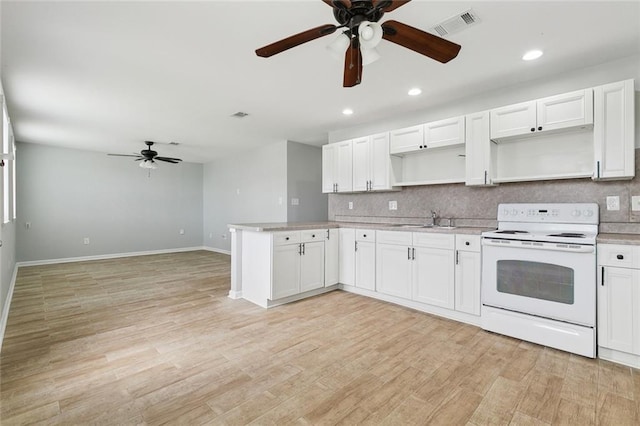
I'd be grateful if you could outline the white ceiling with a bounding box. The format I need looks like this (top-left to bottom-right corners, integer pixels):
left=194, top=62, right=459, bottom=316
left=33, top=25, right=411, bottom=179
left=2, top=1, right=639, bottom=163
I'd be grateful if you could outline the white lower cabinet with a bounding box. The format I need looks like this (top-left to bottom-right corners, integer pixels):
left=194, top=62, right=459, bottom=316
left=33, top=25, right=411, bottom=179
left=355, top=230, right=376, bottom=290
left=454, top=235, right=481, bottom=315
left=376, top=231, right=455, bottom=307
left=325, top=229, right=339, bottom=286
left=272, top=230, right=325, bottom=300
left=339, top=228, right=356, bottom=286
left=597, top=244, right=640, bottom=364
left=376, top=240, right=412, bottom=298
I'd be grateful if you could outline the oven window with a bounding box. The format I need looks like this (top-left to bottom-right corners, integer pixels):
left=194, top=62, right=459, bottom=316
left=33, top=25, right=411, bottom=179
left=496, top=260, right=574, bottom=304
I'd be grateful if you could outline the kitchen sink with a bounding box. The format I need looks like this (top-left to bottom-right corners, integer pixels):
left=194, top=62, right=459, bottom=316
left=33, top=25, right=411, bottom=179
left=391, top=224, right=456, bottom=229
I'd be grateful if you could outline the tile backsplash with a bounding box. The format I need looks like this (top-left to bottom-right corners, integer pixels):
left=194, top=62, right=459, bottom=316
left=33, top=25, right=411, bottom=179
left=329, top=149, right=640, bottom=234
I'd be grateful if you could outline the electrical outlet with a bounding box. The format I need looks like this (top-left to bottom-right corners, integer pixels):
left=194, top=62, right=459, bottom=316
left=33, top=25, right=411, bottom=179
left=278, top=197, right=283, bottom=205
left=348, top=201, right=353, bottom=210
left=209, top=233, right=213, bottom=239
left=606, top=196, right=620, bottom=211
left=389, top=200, right=398, bottom=211
left=25, top=222, right=31, bottom=230
left=222, top=234, right=227, bottom=240
left=179, top=229, right=185, bottom=235
left=83, top=237, right=90, bottom=245
left=632, top=196, right=640, bottom=211
left=291, top=198, right=299, bottom=206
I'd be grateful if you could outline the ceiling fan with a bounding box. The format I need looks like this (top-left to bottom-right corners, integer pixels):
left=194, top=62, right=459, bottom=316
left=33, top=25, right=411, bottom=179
left=108, top=141, right=182, bottom=169
left=255, top=0, right=462, bottom=87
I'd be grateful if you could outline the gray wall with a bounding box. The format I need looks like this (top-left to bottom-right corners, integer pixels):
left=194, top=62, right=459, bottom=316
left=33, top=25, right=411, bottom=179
left=287, top=141, right=327, bottom=222
left=17, top=142, right=203, bottom=262
left=203, top=141, right=288, bottom=252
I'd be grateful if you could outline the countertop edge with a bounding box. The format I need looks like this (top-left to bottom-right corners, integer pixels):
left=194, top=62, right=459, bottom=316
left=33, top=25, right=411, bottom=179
left=228, top=222, right=489, bottom=235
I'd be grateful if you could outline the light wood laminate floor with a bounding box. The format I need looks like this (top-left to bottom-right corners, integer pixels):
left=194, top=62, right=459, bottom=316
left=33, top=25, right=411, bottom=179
left=1, top=250, right=639, bottom=425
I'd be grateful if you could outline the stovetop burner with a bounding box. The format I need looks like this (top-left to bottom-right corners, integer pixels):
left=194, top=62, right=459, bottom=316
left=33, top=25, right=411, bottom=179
left=495, top=230, right=529, bottom=234
left=547, top=233, right=586, bottom=238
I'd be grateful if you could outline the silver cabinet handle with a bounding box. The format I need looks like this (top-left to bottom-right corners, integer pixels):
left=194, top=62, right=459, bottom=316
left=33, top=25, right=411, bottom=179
left=355, top=241, right=358, bottom=252
left=326, top=229, right=330, bottom=240
left=302, top=243, right=305, bottom=255
left=596, top=161, right=601, bottom=179
left=455, top=250, right=459, bottom=265
left=408, top=247, right=411, bottom=260
left=412, top=248, right=415, bottom=260
left=601, top=266, right=605, bottom=286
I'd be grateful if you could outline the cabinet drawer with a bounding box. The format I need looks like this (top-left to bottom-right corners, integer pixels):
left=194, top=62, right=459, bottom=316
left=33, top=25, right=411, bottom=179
left=377, top=230, right=412, bottom=246
left=598, top=244, right=640, bottom=268
left=273, top=231, right=300, bottom=246
left=456, top=234, right=481, bottom=252
left=413, top=232, right=455, bottom=249
left=356, top=229, right=376, bottom=242
left=300, top=229, right=326, bottom=243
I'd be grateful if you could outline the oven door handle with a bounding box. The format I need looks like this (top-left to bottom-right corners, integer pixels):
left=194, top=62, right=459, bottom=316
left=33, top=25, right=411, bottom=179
left=482, top=239, right=595, bottom=253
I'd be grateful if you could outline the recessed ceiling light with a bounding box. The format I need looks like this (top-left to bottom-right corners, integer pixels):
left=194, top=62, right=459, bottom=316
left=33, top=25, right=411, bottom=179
left=522, top=49, right=543, bottom=61
left=342, top=108, right=354, bottom=116
left=408, top=88, right=422, bottom=96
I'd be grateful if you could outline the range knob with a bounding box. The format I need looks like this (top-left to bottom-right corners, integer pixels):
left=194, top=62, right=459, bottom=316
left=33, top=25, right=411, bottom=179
left=572, top=209, right=582, bottom=217
left=511, top=209, right=519, bottom=216
left=502, top=209, right=510, bottom=216
left=583, top=210, right=594, bottom=217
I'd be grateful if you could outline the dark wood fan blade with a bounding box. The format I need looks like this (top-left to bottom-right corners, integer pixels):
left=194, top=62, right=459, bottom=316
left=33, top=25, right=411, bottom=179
left=374, top=0, right=411, bottom=12
left=155, top=156, right=182, bottom=162
left=321, top=0, right=351, bottom=9
left=256, top=24, right=338, bottom=57
left=108, top=153, right=143, bottom=158
left=343, top=37, right=362, bottom=87
left=382, top=20, right=461, bottom=63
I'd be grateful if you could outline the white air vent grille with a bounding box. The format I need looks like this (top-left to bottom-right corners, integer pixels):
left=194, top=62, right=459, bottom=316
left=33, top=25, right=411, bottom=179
left=231, top=111, right=249, bottom=118
left=431, top=9, right=480, bottom=37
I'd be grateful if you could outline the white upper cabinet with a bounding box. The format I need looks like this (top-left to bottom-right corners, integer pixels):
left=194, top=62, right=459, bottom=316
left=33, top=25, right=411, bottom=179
left=424, top=116, right=465, bottom=149
left=390, top=125, right=423, bottom=154
left=390, top=117, right=465, bottom=155
left=490, top=89, right=593, bottom=141
left=593, top=79, right=635, bottom=180
left=353, top=132, right=395, bottom=192
left=465, top=111, right=495, bottom=186
left=490, top=100, right=537, bottom=140
left=322, top=140, right=353, bottom=193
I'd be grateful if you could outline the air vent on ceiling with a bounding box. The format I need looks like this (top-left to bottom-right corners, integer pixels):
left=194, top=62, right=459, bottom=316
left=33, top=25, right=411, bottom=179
left=231, top=111, right=249, bottom=118
left=431, top=9, right=480, bottom=37
left=168, top=141, right=180, bottom=146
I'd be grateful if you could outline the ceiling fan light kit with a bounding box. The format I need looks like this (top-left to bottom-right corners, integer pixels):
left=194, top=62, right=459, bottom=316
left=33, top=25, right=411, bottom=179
left=255, top=0, right=462, bottom=87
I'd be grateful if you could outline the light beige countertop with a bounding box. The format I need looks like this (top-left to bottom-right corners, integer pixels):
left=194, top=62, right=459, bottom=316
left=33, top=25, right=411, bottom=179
left=228, top=221, right=490, bottom=235
left=597, top=233, right=640, bottom=245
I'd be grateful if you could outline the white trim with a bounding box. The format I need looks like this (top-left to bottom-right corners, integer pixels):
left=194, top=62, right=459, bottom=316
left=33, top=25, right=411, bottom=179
left=0, top=264, right=18, bottom=353
left=228, top=290, right=243, bottom=299
left=16, top=246, right=210, bottom=267
left=202, top=246, right=231, bottom=256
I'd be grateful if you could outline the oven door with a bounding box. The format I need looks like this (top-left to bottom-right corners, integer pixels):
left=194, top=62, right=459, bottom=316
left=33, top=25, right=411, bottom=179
left=482, top=238, right=596, bottom=326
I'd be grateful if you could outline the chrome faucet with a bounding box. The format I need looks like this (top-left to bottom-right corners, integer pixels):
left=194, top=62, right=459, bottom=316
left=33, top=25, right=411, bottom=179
left=428, top=210, right=438, bottom=226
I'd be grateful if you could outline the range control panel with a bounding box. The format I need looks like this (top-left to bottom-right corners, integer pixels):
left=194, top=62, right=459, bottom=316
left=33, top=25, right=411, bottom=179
left=497, top=203, right=599, bottom=224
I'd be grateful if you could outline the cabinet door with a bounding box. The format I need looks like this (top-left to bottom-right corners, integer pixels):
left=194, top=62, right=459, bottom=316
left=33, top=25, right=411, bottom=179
left=272, top=244, right=300, bottom=300
left=490, top=100, right=536, bottom=140
left=376, top=243, right=412, bottom=299
left=412, top=247, right=455, bottom=308
left=465, top=111, right=493, bottom=186
left=455, top=250, right=481, bottom=315
left=325, top=229, right=339, bottom=286
left=370, top=132, right=392, bottom=191
left=300, top=241, right=325, bottom=293
left=593, top=80, right=635, bottom=180
left=352, top=136, right=371, bottom=192
left=424, top=116, right=465, bottom=149
left=339, top=228, right=356, bottom=286
left=537, top=89, right=593, bottom=132
left=390, top=125, right=424, bottom=154
left=336, top=140, right=353, bottom=192
left=322, top=143, right=337, bottom=193
left=598, top=266, right=640, bottom=354
left=355, top=241, right=376, bottom=291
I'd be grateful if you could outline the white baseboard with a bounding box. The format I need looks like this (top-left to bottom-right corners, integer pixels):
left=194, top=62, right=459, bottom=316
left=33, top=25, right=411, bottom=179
left=203, top=246, right=231, bottom=256
left=0, top=264, right=18, bottom=353
left=228, top=290, right=243, bottom=299
left=16, top=246, right=212, bottom=267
